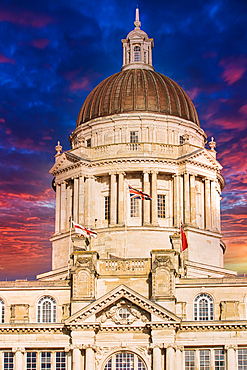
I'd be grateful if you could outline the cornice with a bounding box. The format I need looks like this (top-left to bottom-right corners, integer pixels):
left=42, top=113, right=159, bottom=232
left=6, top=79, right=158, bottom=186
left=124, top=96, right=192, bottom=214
left=52, top=155, right=220, bottom=177
left=180, top=321, right=247, bottom=332
left=0, top=324, right=65, bottom=334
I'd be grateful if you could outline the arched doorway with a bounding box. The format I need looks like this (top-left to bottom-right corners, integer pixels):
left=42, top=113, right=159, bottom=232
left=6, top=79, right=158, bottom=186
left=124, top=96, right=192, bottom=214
left=103, top=351, right=146, bottom=370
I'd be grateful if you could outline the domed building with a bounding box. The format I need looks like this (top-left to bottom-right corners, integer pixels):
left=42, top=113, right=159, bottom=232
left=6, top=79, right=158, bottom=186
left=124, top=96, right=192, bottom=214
left=0, top=9, right=247, bottom=370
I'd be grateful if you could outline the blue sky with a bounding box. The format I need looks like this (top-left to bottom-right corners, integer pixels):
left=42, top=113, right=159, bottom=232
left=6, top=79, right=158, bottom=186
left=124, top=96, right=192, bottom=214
left=0, top=0, right=246, bottom=279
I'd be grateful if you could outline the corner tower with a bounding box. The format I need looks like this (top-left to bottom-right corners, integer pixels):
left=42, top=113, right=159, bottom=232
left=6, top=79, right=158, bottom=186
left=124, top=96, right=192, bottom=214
left=46, top=9, right=230, bottom=283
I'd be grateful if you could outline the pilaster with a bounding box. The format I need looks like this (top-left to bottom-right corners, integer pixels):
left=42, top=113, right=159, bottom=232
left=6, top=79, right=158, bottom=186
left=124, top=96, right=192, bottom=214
left=184, top=172, right=190, bottom=225
left=109, top=172, right=117, bottom=226
left=55, top=183, right=61, bottom=233
left=151, top=171, right=159, bottom=226
left=60, top=181, right=67, bottom=232
left=143, top=170, right=150, bottom=225
left=73, top=177, right=79, bottom=223
left=205, top=179, right=211, bottom=230
left=117, top=172, right=125, bottom=226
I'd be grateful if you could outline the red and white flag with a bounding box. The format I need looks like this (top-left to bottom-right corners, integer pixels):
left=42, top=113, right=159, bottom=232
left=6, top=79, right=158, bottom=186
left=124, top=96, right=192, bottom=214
left=72, top=221, right=97, bottom=239
left=180, top=222, right=188, bottom=252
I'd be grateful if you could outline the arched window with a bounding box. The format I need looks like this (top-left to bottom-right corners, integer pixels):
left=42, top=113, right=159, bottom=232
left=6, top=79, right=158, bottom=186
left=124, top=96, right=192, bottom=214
left=0, top=299, right=4, bottom=323
left=134, top=46, right=141, bottom=62
left=37, top=296, right=56, bottom=323
left=104, top=352, right=146, bottom=370
left=194, top=293, right=213, bottom=321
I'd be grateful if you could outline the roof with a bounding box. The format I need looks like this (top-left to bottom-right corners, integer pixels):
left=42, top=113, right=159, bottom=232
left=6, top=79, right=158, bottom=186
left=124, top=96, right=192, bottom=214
left=76, top=69, right=200, bottom=127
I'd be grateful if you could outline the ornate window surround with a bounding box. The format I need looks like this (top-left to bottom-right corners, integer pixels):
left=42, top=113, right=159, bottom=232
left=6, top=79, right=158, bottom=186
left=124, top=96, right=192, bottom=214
left=194, top=293, right=214, bottom=321
left=37, top=296, right=56, bottom=323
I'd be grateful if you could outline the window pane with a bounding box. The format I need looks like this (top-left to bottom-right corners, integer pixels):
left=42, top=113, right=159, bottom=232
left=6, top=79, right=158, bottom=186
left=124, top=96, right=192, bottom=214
left=4, top=353, right=14, bottom=370
left=157, top=195, right=165, bottom=218
left=194, top=294, right=213, bottom=321
left=134, top=46, right=140, bottom=62
left=200, top=350, right=210, bottom=370
left=0, top=299, right=4, bottom=323
left=41, top=352, right=51, bottom=370
left=185, top=350, right=195, bottom=370
left=27, top=353, right=37, bottom=370
left=238, top=349, right=247, bottom=370
left=116, top=353, right=134, bottom=370
left=105, top=196, right=110, bottom=220
left=215, top=349, right=225, bottom=370
left=130, top=198, right=139, bottom=217
left=130, top=131, right=138, bottom=143
left=56, top=352, right=66, bottom=370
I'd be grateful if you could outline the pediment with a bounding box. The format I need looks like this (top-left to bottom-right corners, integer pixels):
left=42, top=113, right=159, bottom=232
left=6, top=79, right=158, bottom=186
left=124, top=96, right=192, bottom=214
left=65, top=284, right=180, bottom=326
left=49, top=152, right=81, bottom=174
left=180, top=149, right=222, bottom=170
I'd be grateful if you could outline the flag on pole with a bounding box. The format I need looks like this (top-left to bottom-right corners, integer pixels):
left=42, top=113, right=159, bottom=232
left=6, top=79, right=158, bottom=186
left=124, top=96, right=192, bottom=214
left=128, top=184, right=152, bottom=200
left=180, top=222, right=188, bottom=252
left=72, top=221, right=97, bottom=238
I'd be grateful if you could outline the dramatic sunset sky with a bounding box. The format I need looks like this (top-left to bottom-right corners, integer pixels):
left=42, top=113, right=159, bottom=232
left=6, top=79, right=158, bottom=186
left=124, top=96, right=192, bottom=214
left=0, top=0, right=246, bottom=280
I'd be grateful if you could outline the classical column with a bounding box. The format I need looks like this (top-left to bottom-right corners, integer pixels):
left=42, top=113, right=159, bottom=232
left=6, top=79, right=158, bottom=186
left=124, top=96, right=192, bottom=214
left=73, top=177, right=79, bottom=223
left=118, top=172, right=125, bottom=226
left=226, top=345, right=237, bottom=370
left=195, top=349, right=200, bottom=370
left=173, top=175, right=180, bottom=228
left=190, top=175, right=196, bottom=226
left=85, top=176, right=96, bottom=228
left=14, top=349, right=24, bottom=370
left=210, top=348, right=215, bottom=370
left=184, top=172, right=190, bottom=225
left=175, top=347, right=183, bottom=370
left=78, top=175, right=85, bottom=225
left=109, top=172, right=117, bottom=226
left=55, top=183, right=61, bottom=233
left=151, top=171, right=159, bottom=226
left=153, top=346, right=162, bottom=370
left=66, top=182, right=73, bottom=230
left=51, top=351, right=56, bottom=370
left=85, top=347, right=95, bottom=370
left=143, top=170, right=150, bottom=225
left=166, top=346, right=175, bottom=370
left=211, top=180, right=217, bottom=231
left=205, top=179, right=211, bottom=230
left=37, top=352, right=41, bottom=370
left=66, top=351, right=72, bottom=370
left=60, top=181, right=67, bottom=232
left=72, top=347, right=81, bottom=370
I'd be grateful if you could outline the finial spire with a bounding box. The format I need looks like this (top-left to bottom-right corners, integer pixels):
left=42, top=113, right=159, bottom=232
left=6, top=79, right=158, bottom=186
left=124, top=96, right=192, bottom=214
left=134, top=7, right=141, bottom=29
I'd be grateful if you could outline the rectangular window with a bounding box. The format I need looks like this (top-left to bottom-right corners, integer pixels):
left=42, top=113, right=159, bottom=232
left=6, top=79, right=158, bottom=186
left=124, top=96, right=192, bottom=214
left=27, top=353, right=37, bottom=370
left=130, top=131, right=139, bottom=143
left=56, top=352, right=66, bottom=370
left=41, top=352, right=51, bottom=370
left=185, top=350, right=195, bottom=370
left=105, top=196, right=110, bottom=220
left=180, top=135, right=185, bottom=145
left=238, top=349, right=247, bottom=370
left=86, top=138, right=91, bottom=147
left=157, top=194, right=166, bottom=218
left=215, top=349, right=225, bottom=370
left=130, top=198, right=139, bottom=217
left=3, top=353, right=14, bottom=370
left=200, top=350, right=210, bottom=370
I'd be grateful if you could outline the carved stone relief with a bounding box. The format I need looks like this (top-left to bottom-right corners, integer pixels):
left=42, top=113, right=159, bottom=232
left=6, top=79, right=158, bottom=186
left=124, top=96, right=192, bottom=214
left=98, top=299, right=149, bottom=325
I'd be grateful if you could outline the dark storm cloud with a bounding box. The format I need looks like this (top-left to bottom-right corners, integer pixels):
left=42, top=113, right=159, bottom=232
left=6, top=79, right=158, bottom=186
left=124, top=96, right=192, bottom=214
left=0, top=0, right=246, bottom=279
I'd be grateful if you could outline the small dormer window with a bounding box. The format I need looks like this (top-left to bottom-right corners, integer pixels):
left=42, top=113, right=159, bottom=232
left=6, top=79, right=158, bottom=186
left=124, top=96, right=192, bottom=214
left=134, top=46, right=141, bottom=62
left=86, top=138, right=91, bottom=148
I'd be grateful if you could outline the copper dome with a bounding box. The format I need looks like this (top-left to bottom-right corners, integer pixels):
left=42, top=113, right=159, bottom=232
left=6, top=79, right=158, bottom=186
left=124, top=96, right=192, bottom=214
left=76, top=69, right=200, bottom=127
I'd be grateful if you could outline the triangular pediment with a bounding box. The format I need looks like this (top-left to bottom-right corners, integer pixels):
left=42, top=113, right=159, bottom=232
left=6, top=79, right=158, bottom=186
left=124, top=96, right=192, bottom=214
left=179, top=149, right=222, bottom=170
left=65, top=284, right=180, bottom=327
left=49, top=152, right=82, bottom=174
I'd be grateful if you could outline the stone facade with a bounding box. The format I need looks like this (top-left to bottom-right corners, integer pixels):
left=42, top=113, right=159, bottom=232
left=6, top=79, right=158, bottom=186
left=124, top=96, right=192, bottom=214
left=0, top=9, right=246, bottom=370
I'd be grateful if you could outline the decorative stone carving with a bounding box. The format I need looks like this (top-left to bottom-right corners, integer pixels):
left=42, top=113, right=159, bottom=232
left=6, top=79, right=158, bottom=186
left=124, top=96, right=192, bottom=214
left=62, top=304, right=70, bottom=321
left=99, top=299, right=149, bottom=325
left=151, top=250, right=176, bottom=300
left=220, top=301, right=240, bottom=320
left=71, top=251, right=98, bottom=300
left=10, top=304, right=29, bottom=323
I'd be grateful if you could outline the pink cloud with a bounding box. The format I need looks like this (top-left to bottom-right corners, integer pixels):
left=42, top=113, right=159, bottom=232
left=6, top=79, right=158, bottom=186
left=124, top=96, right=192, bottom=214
left=69, top=77, right=91, bottom=91
left=0, top=52, right=15, bottom=65
left=219, top=56, right=247, bottom=85
left=0, top=8, right=55, bottom=29
left=0, top=118, right=5, bottom=123
left=186, top=87, right=201, bottom=100
left=30, top=38, right=50, bottom=49
left=239, top=104, right=247, bottom=117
